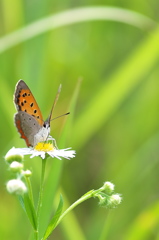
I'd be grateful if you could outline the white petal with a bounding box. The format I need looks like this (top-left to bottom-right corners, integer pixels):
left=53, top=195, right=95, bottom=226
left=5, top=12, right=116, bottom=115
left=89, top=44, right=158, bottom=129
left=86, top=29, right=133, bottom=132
left=6, top=146, right=76, bottom=160
left=40, top=152, right=46, bottom=159
left=48, top=152, right=62, bottom=160
left=15, top=148, right=32, bottom=155
left=50, top=149, right=76, bottom=159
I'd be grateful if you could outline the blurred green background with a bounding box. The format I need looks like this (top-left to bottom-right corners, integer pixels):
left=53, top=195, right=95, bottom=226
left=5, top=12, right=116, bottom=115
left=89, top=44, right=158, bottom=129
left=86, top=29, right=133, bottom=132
left=1, top=1, right=159, bottom=240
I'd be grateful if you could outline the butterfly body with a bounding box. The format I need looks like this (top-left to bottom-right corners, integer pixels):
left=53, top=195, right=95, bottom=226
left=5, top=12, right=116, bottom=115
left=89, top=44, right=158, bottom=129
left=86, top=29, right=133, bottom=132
left=14, top=80, right=52, bottom=147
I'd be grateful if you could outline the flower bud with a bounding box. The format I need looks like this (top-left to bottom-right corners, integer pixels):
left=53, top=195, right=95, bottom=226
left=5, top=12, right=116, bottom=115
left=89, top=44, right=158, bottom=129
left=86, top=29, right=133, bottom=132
left=96, top=192, right=122, bottom=208
left=108, top=194, right=122, bottom=208
left=103, top=182, right=114, bottom=194
left=23, top=170, right=32, bottom=177
left=5, top=147, right=23, bottom=164
left=9, top=161, right=23, bottom=173
left=6, top=179, right=27, bottom=195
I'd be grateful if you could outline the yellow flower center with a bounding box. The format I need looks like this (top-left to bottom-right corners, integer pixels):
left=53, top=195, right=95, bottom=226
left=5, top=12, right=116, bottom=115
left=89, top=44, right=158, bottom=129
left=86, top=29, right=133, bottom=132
left=34, top=142, right=54, bottom=152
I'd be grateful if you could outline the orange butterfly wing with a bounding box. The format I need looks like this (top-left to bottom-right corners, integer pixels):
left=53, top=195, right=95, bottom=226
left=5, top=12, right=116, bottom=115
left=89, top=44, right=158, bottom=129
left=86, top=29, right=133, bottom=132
left=14, top=80, right=43, bottom=126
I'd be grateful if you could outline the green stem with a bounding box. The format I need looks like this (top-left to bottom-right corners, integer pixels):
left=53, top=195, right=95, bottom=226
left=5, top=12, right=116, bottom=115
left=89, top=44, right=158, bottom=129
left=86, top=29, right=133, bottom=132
left=34, top=230, right=38, bottom=240
left=54, top=186, right=108, bottom=229
left=55, top=190, right=95, bottom=228
left=25, top=176, right=34, bottom=206
left=24, top=174, right=38, bottom=239
left=36, top=157, right=47, bottom=239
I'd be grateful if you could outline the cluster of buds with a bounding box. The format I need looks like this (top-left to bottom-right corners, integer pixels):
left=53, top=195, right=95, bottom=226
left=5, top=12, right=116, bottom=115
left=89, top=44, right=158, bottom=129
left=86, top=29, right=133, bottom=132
left=4, top=148, right=31, bottom=195
left=94, top=181, right=122, bottom=208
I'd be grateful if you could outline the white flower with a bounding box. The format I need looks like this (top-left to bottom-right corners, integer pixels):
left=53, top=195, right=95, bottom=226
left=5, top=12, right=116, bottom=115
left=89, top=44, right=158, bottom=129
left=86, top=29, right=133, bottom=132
left=7, top=142, right=76, bottom=160
left=6, top=179, right=27, bottom=195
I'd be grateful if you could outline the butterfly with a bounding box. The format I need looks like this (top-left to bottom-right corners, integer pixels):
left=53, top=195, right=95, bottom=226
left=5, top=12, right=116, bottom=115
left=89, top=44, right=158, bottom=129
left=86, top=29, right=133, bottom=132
left=14, top=80, right=61, bottom=147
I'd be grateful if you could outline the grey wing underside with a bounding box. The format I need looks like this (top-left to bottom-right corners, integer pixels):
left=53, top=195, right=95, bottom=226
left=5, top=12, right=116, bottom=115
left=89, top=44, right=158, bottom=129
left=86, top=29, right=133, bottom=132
left=14, top=111, right=41, bottom=147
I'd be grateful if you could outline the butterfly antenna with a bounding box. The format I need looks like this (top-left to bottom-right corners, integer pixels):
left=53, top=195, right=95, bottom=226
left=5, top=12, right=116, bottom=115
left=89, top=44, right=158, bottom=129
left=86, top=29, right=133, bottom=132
left=51, top=112, right=70, bottom=121
left=47, top=84, right=62, bottom=123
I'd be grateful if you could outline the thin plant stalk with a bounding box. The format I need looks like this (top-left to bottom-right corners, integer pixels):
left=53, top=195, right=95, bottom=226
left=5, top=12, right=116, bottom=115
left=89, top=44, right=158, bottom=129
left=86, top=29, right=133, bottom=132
left=55, top=187, right=105, bottom=228
left=36, top=157, right=47, bottom=239
left=25, top=176, right=34, bottom=207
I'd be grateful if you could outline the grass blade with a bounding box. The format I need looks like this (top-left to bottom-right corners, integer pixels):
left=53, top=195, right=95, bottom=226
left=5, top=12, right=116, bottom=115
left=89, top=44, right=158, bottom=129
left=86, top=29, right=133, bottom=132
left=42, top=195, right=63, bottom=240
left=18, top=194, right=37, bottom=231
left=0, top=7, right=155, bottom=54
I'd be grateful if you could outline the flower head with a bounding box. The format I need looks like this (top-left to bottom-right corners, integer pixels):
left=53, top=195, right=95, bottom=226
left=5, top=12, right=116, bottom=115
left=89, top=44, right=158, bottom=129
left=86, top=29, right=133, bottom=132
left=6, top=179, right=27, bottom=195
left=23, top=170, right=32, bottom=177
left=9, top=161, right=23, bottom=173
left=5, top=147, right=23, bottom=163
left=6, top=142, right=76, bottom=160
left=93, top=181, right=122, bottom=209
left=109, top=194, right=122, bottom=208
left=103, top=181, right=115, bottom=194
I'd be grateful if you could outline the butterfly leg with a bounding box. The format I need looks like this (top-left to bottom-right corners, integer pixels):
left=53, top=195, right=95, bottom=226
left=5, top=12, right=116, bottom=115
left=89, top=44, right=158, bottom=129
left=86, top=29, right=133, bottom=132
left=47, top=135, right=59, bottom=149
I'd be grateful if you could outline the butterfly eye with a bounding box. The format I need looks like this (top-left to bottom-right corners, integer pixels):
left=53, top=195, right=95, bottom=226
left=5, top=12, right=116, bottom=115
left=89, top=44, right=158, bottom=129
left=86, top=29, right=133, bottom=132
left=43, top=122, right=50, bottom=128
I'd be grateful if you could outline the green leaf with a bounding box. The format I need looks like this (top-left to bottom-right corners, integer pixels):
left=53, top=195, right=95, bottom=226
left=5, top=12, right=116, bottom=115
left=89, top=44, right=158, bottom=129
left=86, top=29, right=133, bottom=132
left=42, top=195, right=64, bottom=240
left=18, top=194, right=37, bottom=231
left=18, top=195, right=25, bottom=211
